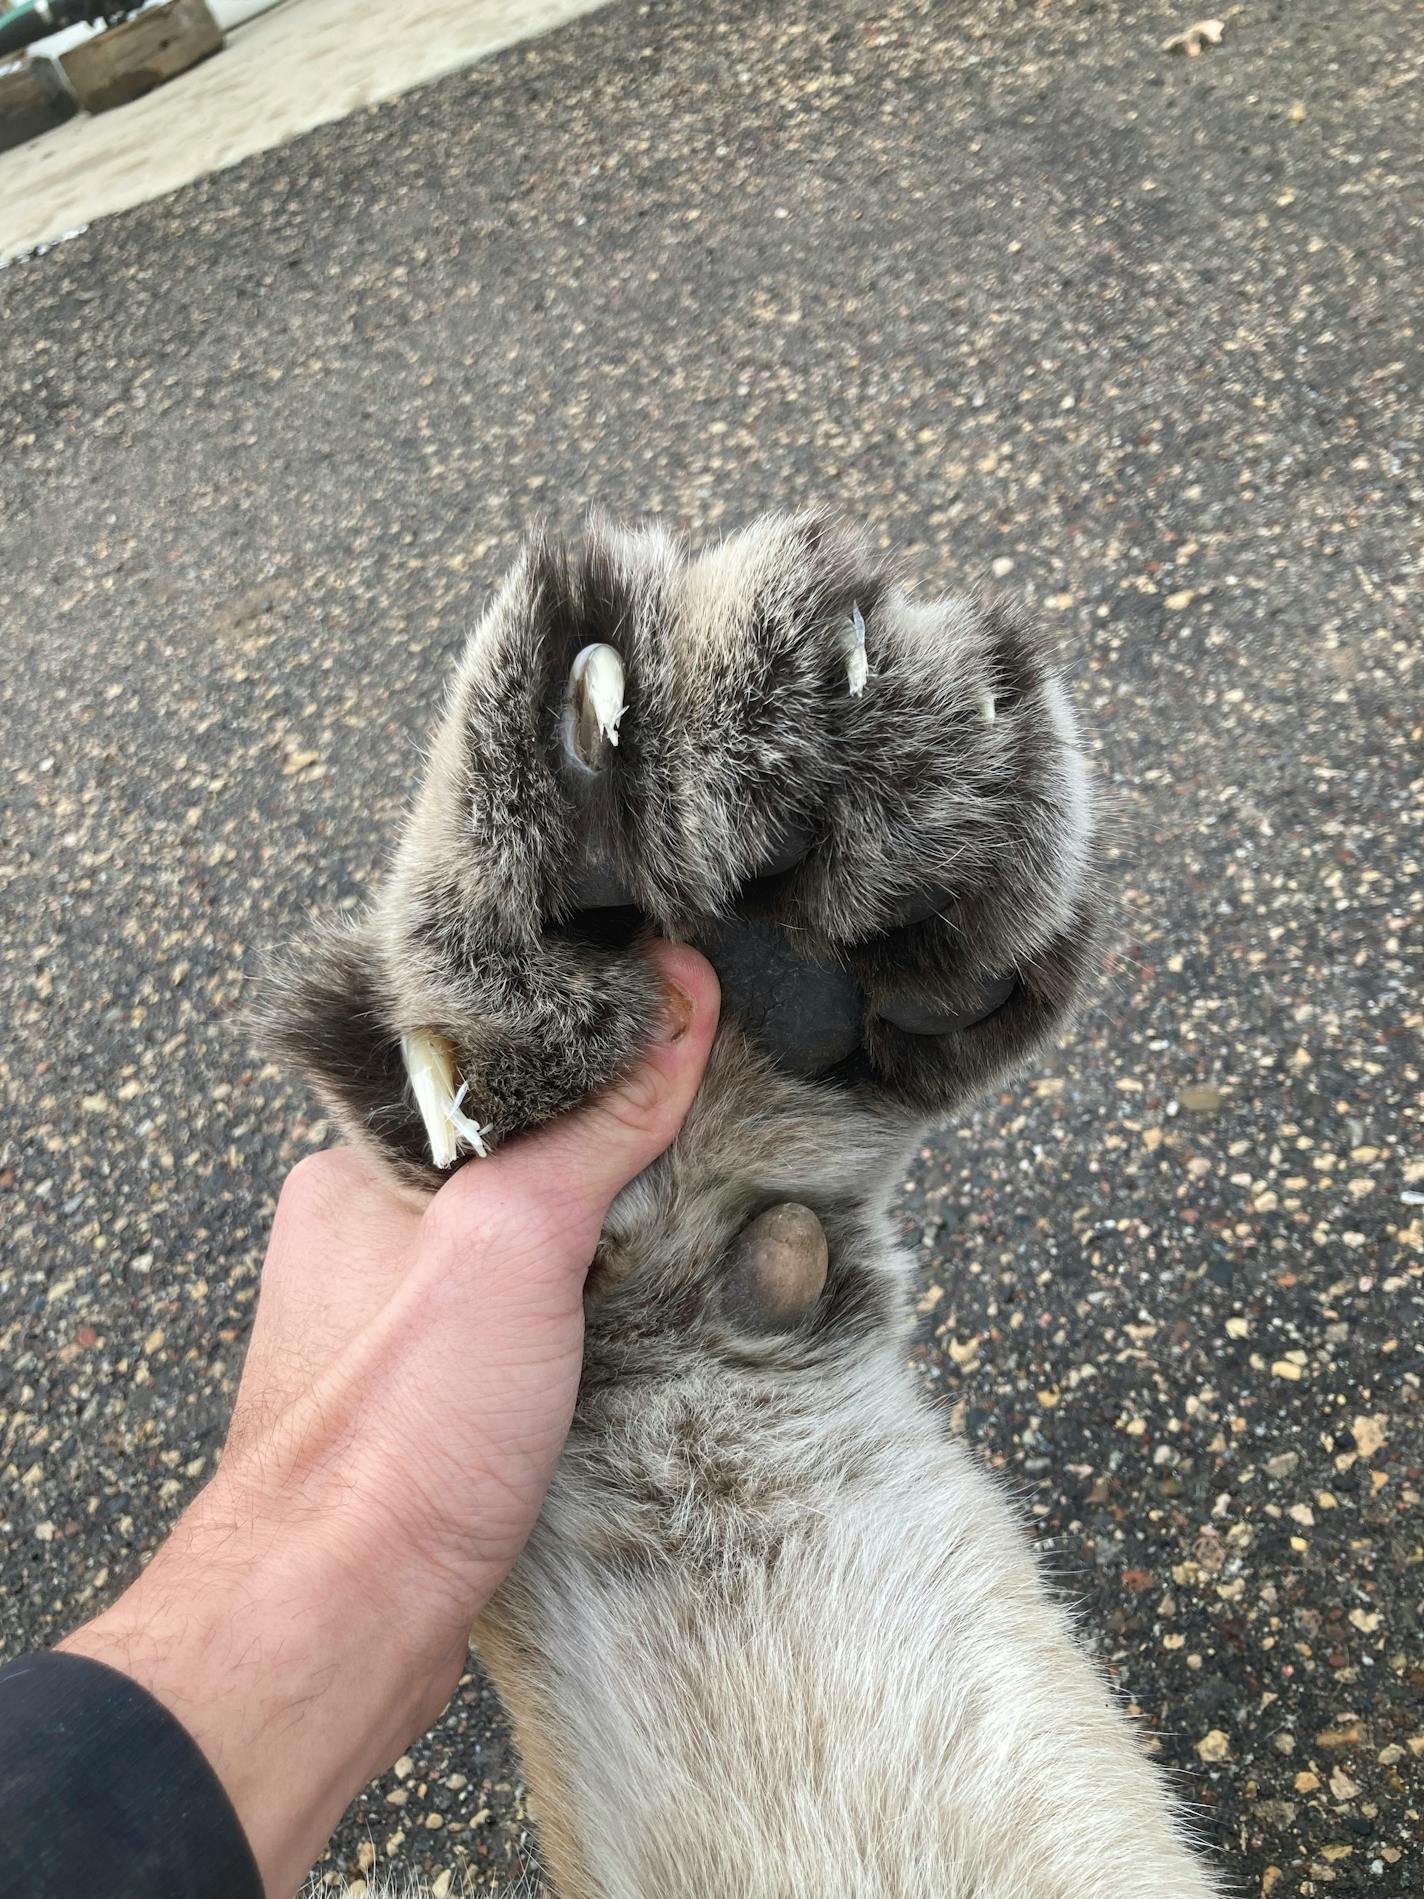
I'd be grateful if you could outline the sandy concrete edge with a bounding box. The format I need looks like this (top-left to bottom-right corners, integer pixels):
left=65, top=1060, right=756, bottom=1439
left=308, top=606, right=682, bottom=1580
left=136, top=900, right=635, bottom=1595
left=0, top=0, right=612, bottom=265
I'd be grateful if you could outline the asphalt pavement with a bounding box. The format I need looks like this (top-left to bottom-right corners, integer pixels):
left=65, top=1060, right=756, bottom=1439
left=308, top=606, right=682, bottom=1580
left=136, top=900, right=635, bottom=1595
left=1, top=0, right=1419, bottom=1891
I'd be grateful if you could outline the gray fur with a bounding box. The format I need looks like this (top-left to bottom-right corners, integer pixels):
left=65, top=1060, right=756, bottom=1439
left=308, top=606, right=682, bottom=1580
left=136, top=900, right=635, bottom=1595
left=259, top=512, right=1101, bottom=1186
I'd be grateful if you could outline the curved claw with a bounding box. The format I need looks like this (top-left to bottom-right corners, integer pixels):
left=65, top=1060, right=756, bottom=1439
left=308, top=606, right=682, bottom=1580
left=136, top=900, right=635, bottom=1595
left=562, top=643, right=626, bottom=774
left=400, top=1027, right=490, bottom=1168
left=560, top=642, right=633, bottom=905
left=843, top=603, right=869, bottom=696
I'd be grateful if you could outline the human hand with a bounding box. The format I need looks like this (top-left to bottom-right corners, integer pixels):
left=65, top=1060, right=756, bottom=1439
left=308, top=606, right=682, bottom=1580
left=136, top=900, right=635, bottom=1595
left=62, top=939, right=719, bottom=1898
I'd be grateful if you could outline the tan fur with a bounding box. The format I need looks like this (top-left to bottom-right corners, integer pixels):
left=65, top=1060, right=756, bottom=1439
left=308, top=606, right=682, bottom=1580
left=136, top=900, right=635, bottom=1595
left=473, top=1614, right=593, bottom=1899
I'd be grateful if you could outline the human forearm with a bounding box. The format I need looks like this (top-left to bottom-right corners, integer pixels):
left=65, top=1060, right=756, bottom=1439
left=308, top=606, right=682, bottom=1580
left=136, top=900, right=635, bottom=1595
left=37, top=946, right=714, bottom=1898
left=60, top=1468, right=464, bottom=1899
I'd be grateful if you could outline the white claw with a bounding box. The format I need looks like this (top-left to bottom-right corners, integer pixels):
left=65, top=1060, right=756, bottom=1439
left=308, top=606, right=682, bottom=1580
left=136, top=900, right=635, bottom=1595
left=447, top=1081, right=491, bottom=1158
left=978, top=687, right=997, bottom=726
left=843, top=604, right=869, bottom=697
left=564, top=643, right=627, bottom=771
left=401, top=1028, right=489, bottom=1168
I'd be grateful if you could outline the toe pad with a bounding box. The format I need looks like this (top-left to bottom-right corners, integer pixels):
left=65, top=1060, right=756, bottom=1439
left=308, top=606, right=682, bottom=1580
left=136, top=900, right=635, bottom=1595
left=693, top=916, right=863, bottom=1076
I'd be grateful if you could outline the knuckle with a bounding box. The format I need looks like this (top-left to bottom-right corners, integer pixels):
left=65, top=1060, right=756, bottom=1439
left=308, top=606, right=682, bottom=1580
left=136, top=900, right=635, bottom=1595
left=596, top=1060, right=666, bottom=1138
left=420, top=1179, right=498, bottom=1259
left=276, top=1145, right=370, bottom=1224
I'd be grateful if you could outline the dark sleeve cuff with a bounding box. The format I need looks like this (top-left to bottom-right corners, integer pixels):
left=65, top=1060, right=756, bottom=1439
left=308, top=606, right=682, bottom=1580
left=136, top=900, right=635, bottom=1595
left=0, top=1650, right=265, bottom=1899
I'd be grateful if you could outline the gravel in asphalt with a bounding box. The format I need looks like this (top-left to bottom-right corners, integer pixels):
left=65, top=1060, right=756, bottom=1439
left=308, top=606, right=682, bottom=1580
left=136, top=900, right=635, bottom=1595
left=1, top=0, right=1420, bottom=1892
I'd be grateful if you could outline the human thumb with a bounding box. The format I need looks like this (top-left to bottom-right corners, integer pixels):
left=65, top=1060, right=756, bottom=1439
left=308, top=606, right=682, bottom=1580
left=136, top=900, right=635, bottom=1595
left=462, top=940, right=720, bottom=1244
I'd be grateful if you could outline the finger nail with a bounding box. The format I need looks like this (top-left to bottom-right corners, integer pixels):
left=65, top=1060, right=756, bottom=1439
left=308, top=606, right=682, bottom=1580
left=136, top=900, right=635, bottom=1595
left=656, top=976, right=694, bottom=1043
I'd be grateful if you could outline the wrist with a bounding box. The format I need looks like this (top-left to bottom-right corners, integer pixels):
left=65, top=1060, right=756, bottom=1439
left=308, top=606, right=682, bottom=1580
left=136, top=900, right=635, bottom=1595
left=61, top=1472, right=468, bottom=1898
